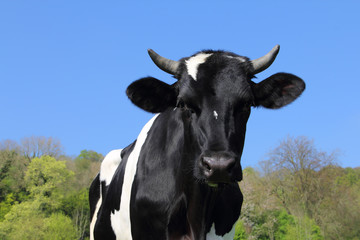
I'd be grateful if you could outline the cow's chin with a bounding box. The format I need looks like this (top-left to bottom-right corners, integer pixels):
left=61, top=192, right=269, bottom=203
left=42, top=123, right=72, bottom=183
left=206, top=180, right=237, bottom=188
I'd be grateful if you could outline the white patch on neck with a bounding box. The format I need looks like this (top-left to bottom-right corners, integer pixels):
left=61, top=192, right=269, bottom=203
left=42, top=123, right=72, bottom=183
left=185, top=53, right=213, bottom=80
left=213, top=110, right=218, bottom=120
left=110, top=114, right=159, bottom=240
left=206, top=223, right=236, bottom=240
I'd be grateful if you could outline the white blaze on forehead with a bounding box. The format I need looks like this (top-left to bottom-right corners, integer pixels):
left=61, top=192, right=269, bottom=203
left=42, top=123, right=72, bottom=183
left=213, top=110, right=218, bottom=120
left=226, top=55, right=247, bottom=62
left=185, top=53, right=213, bottom=80
left=111, top=114, right=159, bottom=240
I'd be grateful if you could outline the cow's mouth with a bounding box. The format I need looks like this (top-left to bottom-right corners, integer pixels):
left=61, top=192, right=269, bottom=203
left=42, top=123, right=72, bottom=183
left=207, top=180, right=237, bottom=188
left=208, top=182, right=219, bottom=188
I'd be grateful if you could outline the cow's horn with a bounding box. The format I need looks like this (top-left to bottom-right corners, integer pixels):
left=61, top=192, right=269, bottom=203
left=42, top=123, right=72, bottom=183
left=250, top=45, right=280, bottom=74
left=148, top=49, right=180, bottom=75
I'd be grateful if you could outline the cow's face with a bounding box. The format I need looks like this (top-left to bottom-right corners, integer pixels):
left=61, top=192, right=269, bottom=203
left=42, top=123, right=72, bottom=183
left=126, top=46, right=305, bottom=185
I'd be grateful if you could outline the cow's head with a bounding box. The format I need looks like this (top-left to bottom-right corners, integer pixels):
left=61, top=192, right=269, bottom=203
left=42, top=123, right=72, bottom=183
left=126, top=45, right=305, bottom=186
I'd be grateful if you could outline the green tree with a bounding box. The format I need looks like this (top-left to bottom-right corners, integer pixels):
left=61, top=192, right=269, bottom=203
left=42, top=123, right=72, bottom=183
left=0, top=193, right=17, bottom=220
left=316, top=166, right=360, bottom=239
left=260, top=136, right=337, bottom=217
left=72, top=150, right=102, bottom=189
left=75, top=150, right=103, bottom=169
left=0, top=200, right=45, bottom=240
left=61, top=188, right=91, bottom=239
left=233, top=220, right=248, bottom=240
left=0, top=150, right=29, bottom=202
left=284, top=215, right=323, bottom=240
left=24, top=155, right=74, bottom=213
left=0, top=201, right=78, bottom=240
left=43, top=213, right=77, bottom=240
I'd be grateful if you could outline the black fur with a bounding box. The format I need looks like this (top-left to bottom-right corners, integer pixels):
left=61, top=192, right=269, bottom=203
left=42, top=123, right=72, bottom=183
left=126, top=77, right=177, bottom=113
left=253, top=72, right=306, bottom=109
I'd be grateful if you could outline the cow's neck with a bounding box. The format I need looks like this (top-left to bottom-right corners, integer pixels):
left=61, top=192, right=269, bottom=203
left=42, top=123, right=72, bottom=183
left=186, top=183, right=219, bottom=240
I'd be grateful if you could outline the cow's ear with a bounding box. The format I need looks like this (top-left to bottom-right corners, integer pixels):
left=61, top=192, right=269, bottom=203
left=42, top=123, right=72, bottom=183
left=126, top=77, right=177, bottom=113
left=253, top=73, right=305, bottom=109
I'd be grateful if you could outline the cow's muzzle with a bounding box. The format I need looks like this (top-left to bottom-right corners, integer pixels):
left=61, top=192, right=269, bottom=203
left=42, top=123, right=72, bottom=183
left=200, top=152, right=239, bottom=184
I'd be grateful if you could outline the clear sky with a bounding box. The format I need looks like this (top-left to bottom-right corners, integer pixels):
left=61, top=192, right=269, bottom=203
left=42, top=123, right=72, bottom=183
left=1, top=1, right=359, bottom=168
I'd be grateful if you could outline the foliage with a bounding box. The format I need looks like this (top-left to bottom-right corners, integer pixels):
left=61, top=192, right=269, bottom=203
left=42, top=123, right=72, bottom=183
left=0, top=201, right=78, bottom=240
left=0, top=200, right=45, bottom=240
left=43, top=213, right=78, bottom=240
left=0, top=144, right=99, bottom=240
left=284, top=215, right=323, bottom=240
left=0, top=194, right=17, bottom=221
left=75, top=150, right=103, bottom=169
left=61, top=188, right=91, bottom=239
left=72, top=149, right=102, bottom=189
left=234, top=219, right=248, bottom=240
left=25, top=156, right=74, bottom=213
left=237, top=136, right=360, bottom=240
left=0, top=136, right=359, bottom=239
left=0, top=150, right=29, bottom=202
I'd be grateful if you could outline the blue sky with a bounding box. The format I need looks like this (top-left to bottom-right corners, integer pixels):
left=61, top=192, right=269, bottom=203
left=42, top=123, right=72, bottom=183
left=1, top=1, right=359, bottom=168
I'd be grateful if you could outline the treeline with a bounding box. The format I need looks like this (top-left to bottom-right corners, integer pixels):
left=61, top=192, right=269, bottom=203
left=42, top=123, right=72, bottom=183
left=234, top=136, right=360, bottom=240
left=0, top=136, right=359, bottom=239
left=0, top=136, right=102, bottom=239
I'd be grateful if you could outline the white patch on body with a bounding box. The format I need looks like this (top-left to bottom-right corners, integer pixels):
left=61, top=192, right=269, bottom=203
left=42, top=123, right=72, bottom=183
left=100, top=149, right=123, bottom=186
left=91, top=150, right=123, bottom=239
left=206, top=223, right=236, bottom=240
left=110, top=114, right=159, bottom=240
left=185, top=53, right=213, bottom=80
left=90, top=187, right=103, bottom=240
left=213, top=110, right=218, bottom=120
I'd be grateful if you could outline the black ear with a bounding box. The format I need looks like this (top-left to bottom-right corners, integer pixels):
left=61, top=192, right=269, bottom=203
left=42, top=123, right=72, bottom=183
left=253, top=73, right=305, bottom=109
left=126, top=77, right=177, bottom=113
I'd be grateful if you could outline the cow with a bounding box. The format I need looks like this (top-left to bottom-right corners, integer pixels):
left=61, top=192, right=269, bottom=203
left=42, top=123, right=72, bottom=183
left=89, top=45, right=305, bottom=240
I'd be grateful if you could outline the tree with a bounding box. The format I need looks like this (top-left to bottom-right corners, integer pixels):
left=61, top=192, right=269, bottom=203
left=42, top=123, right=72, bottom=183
left=234, top=220, right=248, bottom=240
left=72, top=150, right=102, bottom=189
left=315, top=166, right=360, bottom=239
left=0, top=200, right=45, bottom=240
left=43, top=213, right=77, bottom=240
left=0, top=155, right=78, bottom=239
left=20, top=136, right=63, bottom=160
left=24, top=155, right=74, bottom=213
left=260, top=136, right=337, bottom=217
left=61, top=188, right=91, bottom=239
left=0, top=150, right=29, bottom=202
left=257, top=136, right=360, bottom=239
left=0, top=139, right=20, bottom=152
left=0, top=201, right=77, bottom=240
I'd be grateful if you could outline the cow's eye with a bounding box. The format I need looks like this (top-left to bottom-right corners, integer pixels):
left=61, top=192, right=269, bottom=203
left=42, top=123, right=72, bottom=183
left=177, top=99, right=198, bottom=114
left=176, top=99, right=186, bottom=109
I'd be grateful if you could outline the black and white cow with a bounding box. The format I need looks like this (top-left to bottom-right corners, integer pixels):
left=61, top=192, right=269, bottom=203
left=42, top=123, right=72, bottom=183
left=89, top=45, right=305, bottom=240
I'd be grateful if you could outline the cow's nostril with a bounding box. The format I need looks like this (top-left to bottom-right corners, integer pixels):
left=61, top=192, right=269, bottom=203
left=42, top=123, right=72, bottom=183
left=204, top=162, right=211, bottom=171
left=200, top=155, right=236, bottom=183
